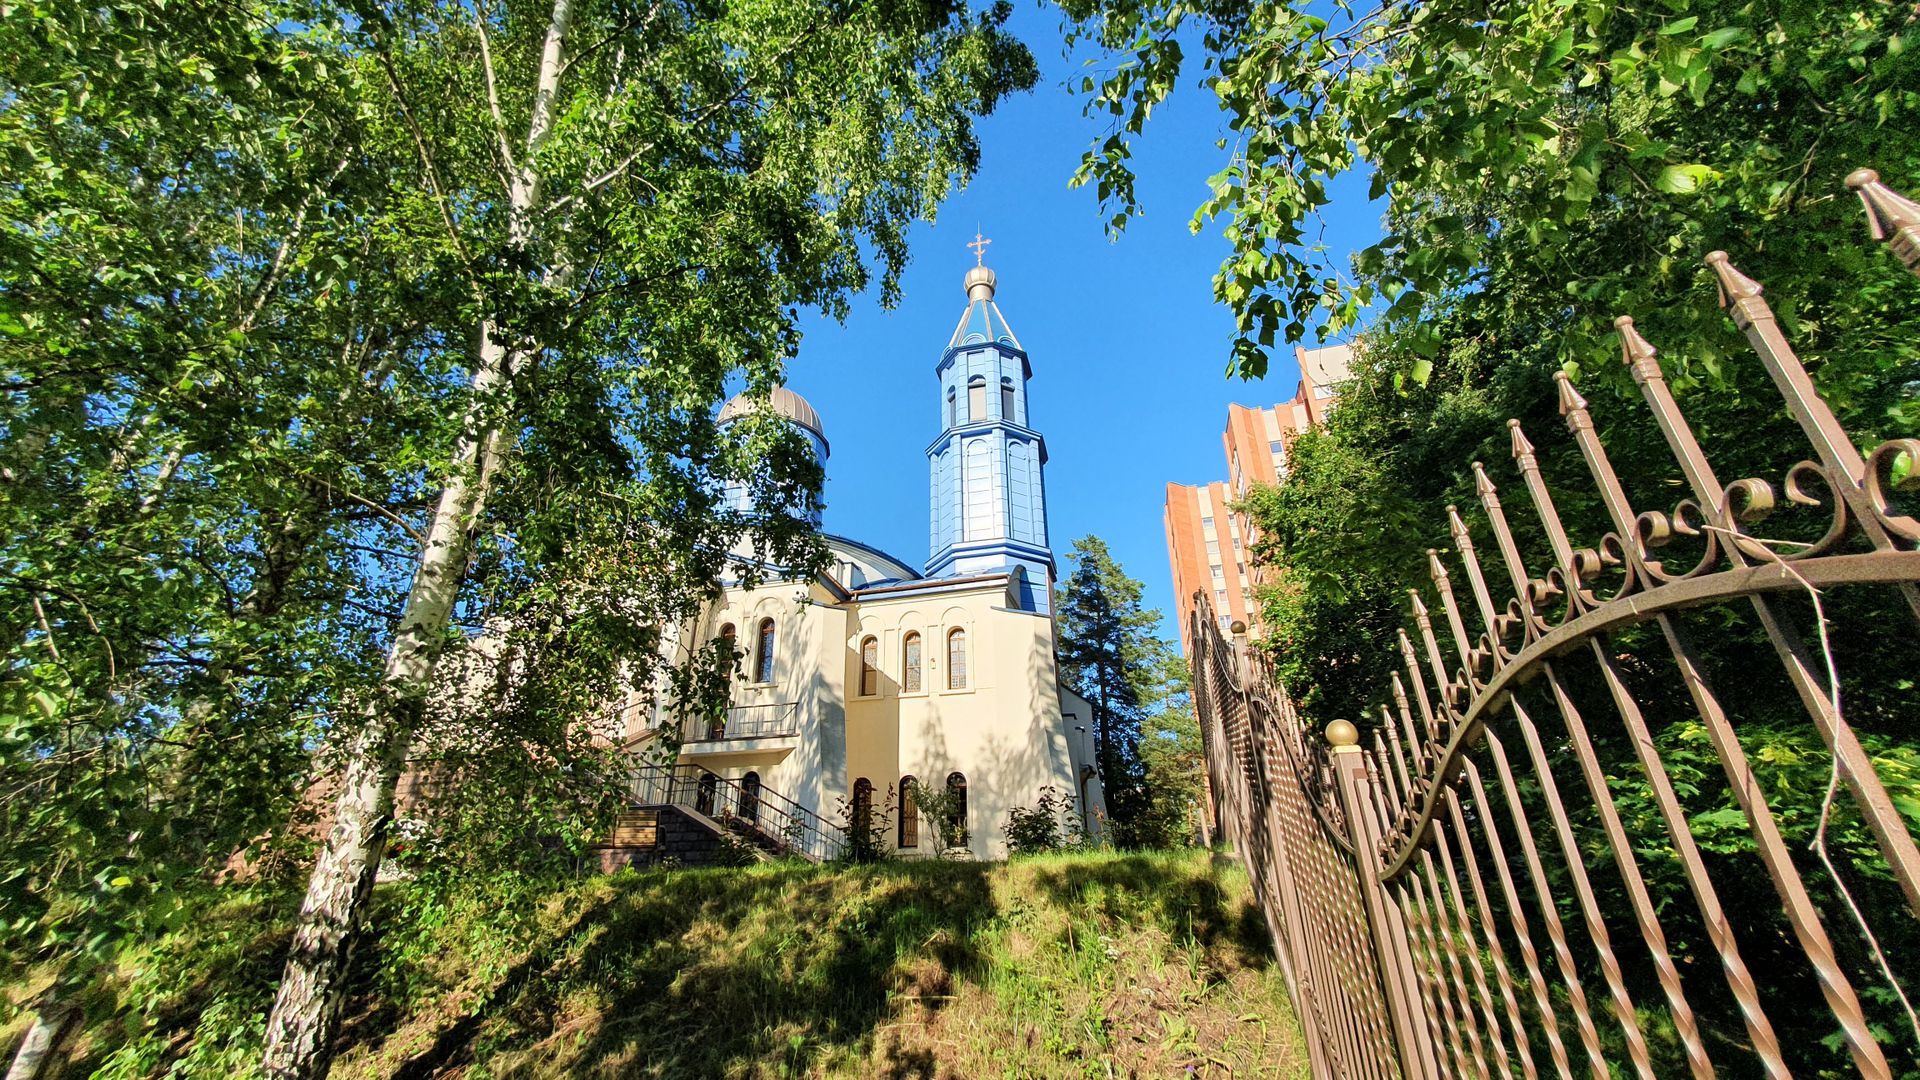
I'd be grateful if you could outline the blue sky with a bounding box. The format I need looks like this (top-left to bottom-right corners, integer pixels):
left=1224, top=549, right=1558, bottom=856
left=789, top=2, right=1382, bottom=644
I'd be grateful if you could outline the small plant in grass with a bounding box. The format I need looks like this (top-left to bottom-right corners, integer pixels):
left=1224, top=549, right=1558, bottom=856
left=909, top=780, right=971, bottom=857
left=832, top=784, right=896, bottom=863
left=1002, top=786, right=1088, bottom=855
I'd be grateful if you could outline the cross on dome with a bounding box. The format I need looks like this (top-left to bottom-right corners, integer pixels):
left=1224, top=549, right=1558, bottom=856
left=968, top=230, right=992, bottom=266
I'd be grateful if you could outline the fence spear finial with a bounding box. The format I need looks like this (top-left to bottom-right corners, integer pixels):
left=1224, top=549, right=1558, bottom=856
left=1706, top=250, right=1767, bottom=329
left=1846, top=168, right=1920, bottom=273
left=1509, top=418, right=1537, bottom=465
left=1616, top=316, right=1664, bottom=387
left=1554, top=370, right=1592, bottom=423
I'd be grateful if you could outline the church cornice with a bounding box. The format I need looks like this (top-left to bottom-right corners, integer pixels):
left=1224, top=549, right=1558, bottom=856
left=936, top=338, right=1032, bottom=380
left=924, top=420, right=1048, bottom=461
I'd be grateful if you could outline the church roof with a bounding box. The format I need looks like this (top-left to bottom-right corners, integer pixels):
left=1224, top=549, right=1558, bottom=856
left=716, top=386, right=828, bottom=453
left=946, top=266, right=1022, bottom=351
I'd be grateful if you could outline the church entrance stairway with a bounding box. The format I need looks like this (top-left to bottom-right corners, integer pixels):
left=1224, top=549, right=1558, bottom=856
left=597, top=763, right=845, bottom=868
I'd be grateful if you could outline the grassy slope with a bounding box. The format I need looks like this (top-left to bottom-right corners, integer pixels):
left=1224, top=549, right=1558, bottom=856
left=19, top=850, right=1307, bottom=1079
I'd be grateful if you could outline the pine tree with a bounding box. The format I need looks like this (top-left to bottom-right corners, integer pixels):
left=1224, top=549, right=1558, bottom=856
left=1054, top=535, right=1176, bottom=847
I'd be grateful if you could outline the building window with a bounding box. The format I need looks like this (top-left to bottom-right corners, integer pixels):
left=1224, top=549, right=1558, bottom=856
left=853, top=777, right=874, bottom=839
left=1000, top=378, right=1015, bottom=421
left=754, top=618, right=776, bottom=683
left=739, top=771, right=761, bottom=822
left=968, top=376, right=987, bottom=421
left=947, top=388, right=956, bottom=428
left=899, top=775, right=920, bottom=848
left=858, top=635, right=879, bottom=696
left=1215, top=589, right=1229, bottom=606
left=1270, top=440, right=1284, bottom=454
left=1200, top=516, right=1214, bottom=529
left=902, top=631, right=923, bottom=693
left=696, top=771, right=718, bottom=817
left=946, top=627, right=968, bottom=689
left=719, top=623, right=737, bottom=668
left=945, top=772, right=969, bottom=846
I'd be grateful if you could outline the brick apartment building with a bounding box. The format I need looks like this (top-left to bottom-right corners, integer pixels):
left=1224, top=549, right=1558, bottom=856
left=1164, top=343, right=1352, bottom=655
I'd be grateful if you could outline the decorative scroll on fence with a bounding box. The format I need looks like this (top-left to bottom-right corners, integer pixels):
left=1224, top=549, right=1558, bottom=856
left=1190, top=168, right=1920, bottom=1080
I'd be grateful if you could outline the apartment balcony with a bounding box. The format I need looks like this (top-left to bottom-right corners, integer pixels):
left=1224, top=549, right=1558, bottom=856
left=679, top=702, right=801, bottom=762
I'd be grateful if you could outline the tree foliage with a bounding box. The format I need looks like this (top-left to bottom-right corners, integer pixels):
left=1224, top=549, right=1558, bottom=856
left=2, top=0, right=1035, bottom=1070
left=1063, top=0, right=1920, bottom=388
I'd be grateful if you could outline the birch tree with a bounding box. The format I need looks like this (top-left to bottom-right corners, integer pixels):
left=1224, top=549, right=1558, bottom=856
left=254, top=1, right=1036, bottom=1075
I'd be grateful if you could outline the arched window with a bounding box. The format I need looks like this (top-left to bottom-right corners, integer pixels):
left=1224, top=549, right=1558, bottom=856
left=719, top=622, right=736, bottom=645
left=852, top=777, right=874, bottom=838
left=967, top=376, right=986, bottom=421
left=902, top=631, right=922, bottom=693
left=946, top=627, right=968, bottom=689
left=945, top=771, right=969, bottom=846
left=899, top=775, right=920, bottom=848
left=947, top=388, right=957, bottom=428
left=740, top=771, right=761, bottom=823
left=695, top=771, right=718, bottom=817
left=754, top=618, right=775, bottom=683
left=859, top=635, right=879, bottom=696
left=1000, top=377, right=1015, bottom=421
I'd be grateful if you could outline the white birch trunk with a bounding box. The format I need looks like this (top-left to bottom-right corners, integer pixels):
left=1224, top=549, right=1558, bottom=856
left=259, top=3, right=574, bottom=1075
left=4, top=1000, right=77, bottom=1080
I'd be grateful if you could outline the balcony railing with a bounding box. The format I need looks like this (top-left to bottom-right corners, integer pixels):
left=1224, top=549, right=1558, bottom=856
left=685, top=701, right=801, bottom=744
left=628, top=763, right=843, bottom=863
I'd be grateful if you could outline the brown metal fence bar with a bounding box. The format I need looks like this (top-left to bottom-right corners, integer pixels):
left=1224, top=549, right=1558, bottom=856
left=1185, top=167, right=1920, bottom=1080
left=1558, top=364, right=1892, bottom=1076
left=1442, top=795, right=1536, bottom=1080
left=1457, top=753, right=1579, bottom=1080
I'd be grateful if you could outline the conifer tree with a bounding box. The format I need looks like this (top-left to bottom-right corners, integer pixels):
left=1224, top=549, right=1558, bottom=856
left=1054, top=535, right=1176, bottom=846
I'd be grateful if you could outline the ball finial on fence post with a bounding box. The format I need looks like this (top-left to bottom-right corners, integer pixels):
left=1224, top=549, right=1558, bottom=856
left=1326, top=719, right=1360, bottom=748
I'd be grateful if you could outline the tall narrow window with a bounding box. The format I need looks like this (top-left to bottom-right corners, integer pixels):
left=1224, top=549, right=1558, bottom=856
left=754, top=618, right=776, bottom=683
left=852, top=777, right=874, bottom=839
left=947, top=388, right=957, bottom=428
left=945, top=772, right=969, bottom=846
left=946, top=627, right=968, bottom=689
left=967, top=376, right=986, bottom=421
left=859, top=635, right=879, bottom=696
left=1000, top=378, right=1015, bottom=421
left=696, top=771, right=717, bottom=817
left=739, top=771, right=761, bottom=823
left=899, top=775, right=920, bottom=848
left=902, top=632, right=923, bottom=693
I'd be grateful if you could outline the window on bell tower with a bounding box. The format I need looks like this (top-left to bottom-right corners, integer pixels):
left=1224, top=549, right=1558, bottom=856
left=967, top=377, right=986, bottom=421
left=947, top=388, right=956, bottom=428
left=1000, top=378, right=1015, bottom=421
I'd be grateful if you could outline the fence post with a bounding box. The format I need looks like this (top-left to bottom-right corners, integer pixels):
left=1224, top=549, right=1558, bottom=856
left=1326, top=720, right=1440, bottom=1080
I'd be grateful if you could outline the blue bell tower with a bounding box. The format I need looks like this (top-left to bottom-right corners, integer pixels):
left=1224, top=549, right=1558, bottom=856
left=926, top=238, right=1053, bottom=612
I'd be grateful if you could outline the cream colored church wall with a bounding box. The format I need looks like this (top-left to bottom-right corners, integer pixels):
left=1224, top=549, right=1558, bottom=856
left=844, top=581, right=1081, bottom=860
left=699, top=577, right=850, bottom=819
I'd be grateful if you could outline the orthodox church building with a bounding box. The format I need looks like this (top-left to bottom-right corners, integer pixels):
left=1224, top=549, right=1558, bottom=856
left=624, top=255, right=1105, bottom=859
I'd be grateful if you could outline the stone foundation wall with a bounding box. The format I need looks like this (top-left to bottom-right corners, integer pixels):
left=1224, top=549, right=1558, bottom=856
left=593, top=806, right=726, bottom=870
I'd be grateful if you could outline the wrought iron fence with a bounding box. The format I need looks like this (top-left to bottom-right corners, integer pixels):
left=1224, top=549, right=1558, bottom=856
left=1191, top=169, right=1920, bottom=1080
left=627, top=762, right=844, bottom=863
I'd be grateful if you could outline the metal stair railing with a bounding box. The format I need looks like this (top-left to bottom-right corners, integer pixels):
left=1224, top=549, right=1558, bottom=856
left=684, top=701, right=802, bottom=743
left=628, top=762, right=844, bottom=863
